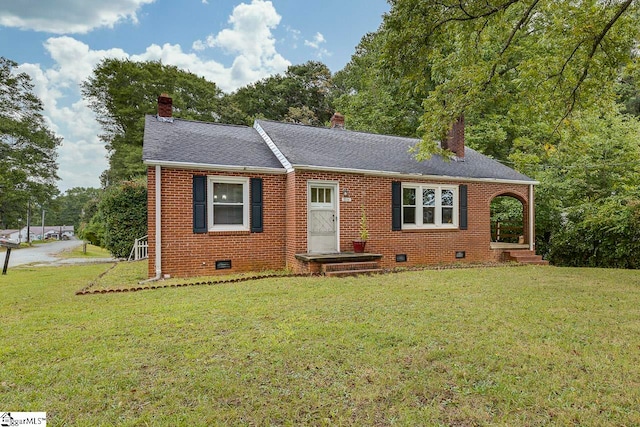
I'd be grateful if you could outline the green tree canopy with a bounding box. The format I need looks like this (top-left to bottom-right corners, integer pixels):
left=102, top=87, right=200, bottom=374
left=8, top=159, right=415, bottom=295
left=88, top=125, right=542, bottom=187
left=81, top=59, right=226, bottom=186
left=333, top=31, right=424, bottom=137
left=533, top=107, right=640, bottom=266
left=382, top=0, right=640, bottom=157
left=228, top=61, right=335, bottom=126
left=0, top=57, right=61, bottom=229
left=40, top=187, right=101, bottom=231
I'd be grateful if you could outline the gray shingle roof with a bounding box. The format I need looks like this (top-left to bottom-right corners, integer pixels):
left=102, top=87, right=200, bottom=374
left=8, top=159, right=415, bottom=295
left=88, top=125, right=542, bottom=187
left=142, top=115, right=284, bottom=170
left=256, top=119, right=534, bottom=182
left=142, top=114, right=534, bottom=183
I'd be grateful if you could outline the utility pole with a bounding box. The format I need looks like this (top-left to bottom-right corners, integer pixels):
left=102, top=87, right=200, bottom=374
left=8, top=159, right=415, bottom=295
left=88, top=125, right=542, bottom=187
left=26, top=200, right=31, bottom=245
left=41, top=207, right=45, bottom=241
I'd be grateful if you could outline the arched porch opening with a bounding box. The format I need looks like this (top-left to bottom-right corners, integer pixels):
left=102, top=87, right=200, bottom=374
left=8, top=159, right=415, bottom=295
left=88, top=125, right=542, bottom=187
left=490, top=194, right=528, bottom=248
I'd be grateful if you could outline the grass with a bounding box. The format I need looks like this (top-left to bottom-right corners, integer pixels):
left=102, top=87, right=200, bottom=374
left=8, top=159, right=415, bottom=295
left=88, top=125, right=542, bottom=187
left=1, top=265, right=639, bottom=426
left=83, top=260, right=293, bottom=292
left=58, top=243, right=112, bottom=259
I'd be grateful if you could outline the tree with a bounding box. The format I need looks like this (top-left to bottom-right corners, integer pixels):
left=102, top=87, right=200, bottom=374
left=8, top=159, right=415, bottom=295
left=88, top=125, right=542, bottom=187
left=534, top=108, right=640, bottom=266
left=0, top=57, right=61, bottom=229
left=382, top=0, right=640, bottom=157
left=330, top=2, right=640, bottom=267
left=333, top=31, right=424, bottom=137
left=38, top=187, right=101, bottom=231
left=82, top=59, right=226, bottom=185
left=77, top=195, right=104, bottom=247
left=99, top=179, right=147, bottom=258
left=284, top=106, right=318, bottom=125
left=228, top=61, right=335, bottom=126
left=617, top=73, right=640, bottom=117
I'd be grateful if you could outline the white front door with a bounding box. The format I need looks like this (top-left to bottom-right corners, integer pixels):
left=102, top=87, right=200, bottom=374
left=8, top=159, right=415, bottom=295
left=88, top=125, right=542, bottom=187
left=308, top=182, right=338, bottom=253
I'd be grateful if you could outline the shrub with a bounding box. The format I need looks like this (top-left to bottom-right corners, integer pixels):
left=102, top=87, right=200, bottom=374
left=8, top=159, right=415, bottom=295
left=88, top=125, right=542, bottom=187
left=549, top=198, right=640, bottom=268
left=100, top=179, right=147, bottom=258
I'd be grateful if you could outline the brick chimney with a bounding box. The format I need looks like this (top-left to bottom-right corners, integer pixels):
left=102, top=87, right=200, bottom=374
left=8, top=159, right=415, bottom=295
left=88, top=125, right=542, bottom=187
left=330, top=112, right=345, bottom=129
left=157, top=93, right=173, bottom=119
left=442, top=115, right=464, bottom=159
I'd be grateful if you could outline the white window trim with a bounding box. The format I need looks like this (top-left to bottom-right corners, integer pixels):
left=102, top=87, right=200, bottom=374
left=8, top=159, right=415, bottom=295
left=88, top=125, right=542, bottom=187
left=402, top=183, right=459, bottom=229
left=207, top=176, right=250, bottom=231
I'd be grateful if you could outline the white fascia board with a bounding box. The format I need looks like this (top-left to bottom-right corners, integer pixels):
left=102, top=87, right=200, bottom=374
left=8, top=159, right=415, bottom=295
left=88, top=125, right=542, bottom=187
left=292, top=164, right=539, bottom=186
left=143, top=159, right=286, bottom=174
left=253, top=121, right=294, bottom=173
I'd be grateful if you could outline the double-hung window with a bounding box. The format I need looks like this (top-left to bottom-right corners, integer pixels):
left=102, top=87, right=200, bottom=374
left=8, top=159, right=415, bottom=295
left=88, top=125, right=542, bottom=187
left=402, top=184, right=458, bottom=229
left=207, top=176, right=249, bottom=231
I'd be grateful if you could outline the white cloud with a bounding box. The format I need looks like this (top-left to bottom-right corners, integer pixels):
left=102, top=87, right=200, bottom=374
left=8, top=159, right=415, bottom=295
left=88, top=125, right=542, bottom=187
left=17, top=37, right=132, bottom=190
left=0, top=0, right=155, bottom=34
left=131, top=42, right=239, bottom=90
left=304, top=32, right=331, bottom=59
left=44, top=37, right=129, bottom=86
left=304, top=32, right=326, bottom=49
left=285, top=26, right=301, bottom=49
left=286, top=26, right=301, bottom=40
left=15, top=38, right=130, bottom=191
left=191, top=0, right=290, bottom=87
left=13, top=0, right=292, bottom=191
left=192, top=39, right=207, bottom=51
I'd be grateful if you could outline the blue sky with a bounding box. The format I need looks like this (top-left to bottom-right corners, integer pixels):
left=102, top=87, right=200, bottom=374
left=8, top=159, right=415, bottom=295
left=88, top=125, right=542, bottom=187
left=0, top=0, right=390, bottom=192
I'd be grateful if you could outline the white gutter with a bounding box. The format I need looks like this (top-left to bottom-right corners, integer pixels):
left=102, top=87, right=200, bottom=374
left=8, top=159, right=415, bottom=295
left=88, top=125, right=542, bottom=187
left=292, top=164, right=539, bottom=186
left=529, top=184, right=535, bottom=251
left=143, top=160, right=286, bottom=175
left=140, top=165, right=162, bottom=284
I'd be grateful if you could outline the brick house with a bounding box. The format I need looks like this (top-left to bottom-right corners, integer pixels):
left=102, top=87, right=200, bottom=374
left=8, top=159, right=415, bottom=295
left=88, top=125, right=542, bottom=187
left=143, top=95, right=541, bottom=278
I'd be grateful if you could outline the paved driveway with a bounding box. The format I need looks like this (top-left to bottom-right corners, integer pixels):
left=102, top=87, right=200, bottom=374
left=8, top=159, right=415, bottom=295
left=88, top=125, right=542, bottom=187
left=2, top=239, right=114, bottom=267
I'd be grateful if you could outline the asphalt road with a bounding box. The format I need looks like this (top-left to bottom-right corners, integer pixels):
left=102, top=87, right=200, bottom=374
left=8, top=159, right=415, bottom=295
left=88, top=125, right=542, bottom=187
left=2, top=239, right=114, bottom=267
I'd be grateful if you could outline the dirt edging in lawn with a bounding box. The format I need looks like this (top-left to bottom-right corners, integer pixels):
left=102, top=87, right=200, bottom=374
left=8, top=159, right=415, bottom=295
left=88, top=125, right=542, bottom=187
left=75, top=262, right=530, bottom=296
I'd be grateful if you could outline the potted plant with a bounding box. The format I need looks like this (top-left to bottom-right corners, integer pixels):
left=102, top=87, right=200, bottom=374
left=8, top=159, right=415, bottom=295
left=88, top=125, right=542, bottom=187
left=353, top=207, right=369, bottom=253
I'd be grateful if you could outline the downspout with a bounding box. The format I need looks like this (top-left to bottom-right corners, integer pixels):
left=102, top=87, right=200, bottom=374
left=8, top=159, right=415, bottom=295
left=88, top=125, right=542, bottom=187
left=529, top=184, right=535, bottom=252
left=140, top=165, right=162, bottom=283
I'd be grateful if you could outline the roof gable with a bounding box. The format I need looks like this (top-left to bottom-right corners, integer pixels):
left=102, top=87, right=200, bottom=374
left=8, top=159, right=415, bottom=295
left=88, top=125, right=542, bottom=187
left=142, top=115, right=284, bottom=171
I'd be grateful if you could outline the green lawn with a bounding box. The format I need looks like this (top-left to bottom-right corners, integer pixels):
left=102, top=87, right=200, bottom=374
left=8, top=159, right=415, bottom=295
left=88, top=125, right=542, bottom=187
left=58, top=243, right=112, bottom=259
left=1, top=265, right=639, bottom=426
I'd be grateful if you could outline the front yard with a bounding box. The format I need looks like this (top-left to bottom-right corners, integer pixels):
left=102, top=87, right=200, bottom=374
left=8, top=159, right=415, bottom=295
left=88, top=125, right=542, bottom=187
left=1, top=264, right=639, bottom=425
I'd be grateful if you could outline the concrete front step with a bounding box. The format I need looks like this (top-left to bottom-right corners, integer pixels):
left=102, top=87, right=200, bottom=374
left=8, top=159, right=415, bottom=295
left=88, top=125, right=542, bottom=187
left=504, top=250, right=549, bottom=265
left=321, top=261, right=383, bottom=277
left=511, top=255, right=544, bottom=262
left=321, top=261, right=380, bottom=273
left=324, top=268, right=384, bottom=277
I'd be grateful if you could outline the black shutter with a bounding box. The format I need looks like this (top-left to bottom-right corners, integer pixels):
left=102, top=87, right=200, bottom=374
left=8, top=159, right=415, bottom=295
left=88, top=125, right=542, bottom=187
left=193, top=175, right=207, bottom=233
left=459, top=184, right=468, bottom=230
left=250, top=178, right=263, bottom=233
left=392, top=181, right=402, bottom=231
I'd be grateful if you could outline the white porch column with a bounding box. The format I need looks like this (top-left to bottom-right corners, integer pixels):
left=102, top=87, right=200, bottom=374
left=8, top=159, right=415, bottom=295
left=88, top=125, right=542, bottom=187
left=529, top=184, right=535, bottom=252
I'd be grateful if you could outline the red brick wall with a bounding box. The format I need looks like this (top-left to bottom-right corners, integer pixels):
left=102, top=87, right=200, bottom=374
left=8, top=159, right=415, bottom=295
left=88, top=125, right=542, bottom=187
left=284, top=171, right=304, bottom=271
left=285, top=170, right=531, bottom=271
left=147, top=167, right=286, bottom=278
left=149, top=167, right=532, bottom=277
